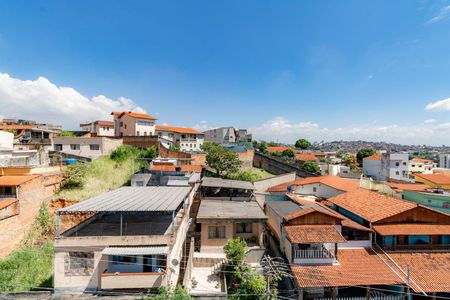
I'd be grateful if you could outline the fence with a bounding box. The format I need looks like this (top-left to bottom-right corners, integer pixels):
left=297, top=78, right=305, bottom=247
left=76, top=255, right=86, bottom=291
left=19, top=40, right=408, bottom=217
left=315, top=296, right=402, bottom=300
left=295, top=247, right=334, bottom=259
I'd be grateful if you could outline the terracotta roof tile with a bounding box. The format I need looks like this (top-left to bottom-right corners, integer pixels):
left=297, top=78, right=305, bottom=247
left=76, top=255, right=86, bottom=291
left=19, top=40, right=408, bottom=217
left=285, top=225, right=346, bottom=243
left=315, top=202, right=372, bottom=232
left=411, top=158, right=433, bottom=163
left=328, top=188, right=417, bottom=223
left=364, top=154, right=382, bottom=160
left=414, top=173, right=450, bottom=185
left=292, top=248, right=403, bottom=288
left=284, top=204, right=344, bottom=222
left=267, top=146, right=294, bottom=153
left=114, top=111, right=157, bottom=120
left=295, top=153, right=317, bottom=161
left=0, top=199, right=17, bottom=210
left=373, top=224, right=450, bottom=236
left=385, top=182, right=430, bottom=193
left=0, top=125, right=36, bottom=130
left=155, top=125, right=204, bottom=135
left=388, top=252, right=450, bottom=293
left=267, top=175, right=358, bottom=193
left=150, top=164, right=202, bottom=173
left=0, top=175, right=41, bottom=187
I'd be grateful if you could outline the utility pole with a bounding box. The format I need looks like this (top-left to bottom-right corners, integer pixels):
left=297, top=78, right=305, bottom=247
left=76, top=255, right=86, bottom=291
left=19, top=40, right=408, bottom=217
left=406, top=264, right=412, bottom=300
left=261, top=255, right=293, bottom=300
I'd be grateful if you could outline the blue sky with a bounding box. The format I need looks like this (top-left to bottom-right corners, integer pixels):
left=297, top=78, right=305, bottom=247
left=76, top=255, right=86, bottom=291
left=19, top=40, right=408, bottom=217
left=1, top=0, right=450, bottom=144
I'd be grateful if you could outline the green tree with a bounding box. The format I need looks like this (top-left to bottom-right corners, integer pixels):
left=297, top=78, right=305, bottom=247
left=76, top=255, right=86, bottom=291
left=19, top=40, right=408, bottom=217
left=267, top=141, right=279, bottom=147
left=169, top=144, right=181, bottom=152
left=205, top=144, right=242, bottom=177
left=58, top=130, right=76, bottom=137
left=257, top=141, right=268, bottom=153
left=341, top=153, right=357, bottom=167
left=224, top=237, right=247, bottom=266
left=282, top=148, right=295, bottom=158
left=302, top=161, right=320, bottom=174
left=200, top=141, right=218, bottom=152
left=356, top=148, right=376, bottom=165
left=295, top=138, right=311, bottom=150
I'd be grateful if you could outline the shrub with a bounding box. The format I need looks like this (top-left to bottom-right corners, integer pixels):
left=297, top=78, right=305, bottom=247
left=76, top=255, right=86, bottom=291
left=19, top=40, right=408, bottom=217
left=63, top=163, right=88, bottom=188
left=302, top=161, right=320, bottom=174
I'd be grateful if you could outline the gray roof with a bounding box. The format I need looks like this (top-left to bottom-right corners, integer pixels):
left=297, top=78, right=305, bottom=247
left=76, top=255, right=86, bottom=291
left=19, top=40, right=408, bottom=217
left=201, top=177, right=255, bottom=190
left=197, top=200, right=267, bottom=222
left=265, top=200, right=301, bottom=218
left=59, top=186, right=192, bottom=214
left=102, top=246, right=170, bottom=256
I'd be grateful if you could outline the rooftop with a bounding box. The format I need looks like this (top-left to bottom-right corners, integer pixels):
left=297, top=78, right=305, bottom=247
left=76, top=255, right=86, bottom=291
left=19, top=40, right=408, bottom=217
left=197, top=200, right=267, bottom=222
left=364, top=154, right=382, bottom=161
left=150, top=164, right=203, bottom=173
left=58, top=186, right=192, bottom=214
left=387, top=252, right=450, bottom=293
left=385, top=182, right=430, bottom=193
left=295, top=153, right=317, bottom=161
left=80, top=120, right=114, bottom=127
left=284, top=225, right=346, bottom=244
left=156, top=125, right=204, bottom=135
left=328, top=188, right=417, bottom=223
left=292, top=248, right=403, bottom=288
left=373, top=224, right=450, bottom=236
left=113, top=111, right=157, bottom=120
left=266, top=146, right=294, bottom=153
left=0, top=175, right=41, bottom=187
left=265, top=200, right=301, bottom=218
left=201, top=177, right=255, bottom=190
left=284, top=204, right=344, bottom=222
left=410, top=158, right=433, bottom=163
left=267, top=175, right=358, bottom=193
left=414, top=173, right=450, bottom=185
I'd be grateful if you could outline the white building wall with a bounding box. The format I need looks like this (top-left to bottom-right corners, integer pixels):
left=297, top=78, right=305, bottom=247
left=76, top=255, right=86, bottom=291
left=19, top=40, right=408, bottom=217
left=439, top=154, right=450, bottom=169
left=294, top=183, right=344, bottom=199
left=135, top=119, right=156, bottom=136
left=363, top=159, right=383, bottom=180
left=389, top=153, right=411, bottom=181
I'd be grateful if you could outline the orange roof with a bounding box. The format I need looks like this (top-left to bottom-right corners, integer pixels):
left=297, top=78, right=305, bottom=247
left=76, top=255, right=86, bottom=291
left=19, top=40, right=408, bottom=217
left=284, top=205, right=344, bottom=222
left=284, top=225, right=346, bottom=243
left=268, top=175, right=359, bottom=193
left=364, top=154, right=381, bottom=160
left=328, top=188, right=417, bottom=223
left=315, top=202, right=372, bottom=232
left=0, top=199, right=17, bottom=210
left=150, top=164, right=202, bottom=173
left=113, top=111, right=157, bottom=120
left=387, top=252, right=450, bottom=293
left=411, top=158, right=433, bottom=163
left=414, top=173, right=450, bottom=185
left=0, top=175, right=41, bottom=186
left=80, top=120, right=114, bottom=127
left=292, top=248, right=403, bottom=288
left=295, top=153, right=317, bottom=161
left=309, top=152, right=327, bottom=157
left=373, top=224, right=450, bottom=236
left=285, top=193, right=316, bottom=206
left=385, top=182, right=429, bottom=193
left=155, top=125, right=204, bottom=135
left=267, top=146, right=294, bottom=153
left=0, top=125, right=36, bottom=130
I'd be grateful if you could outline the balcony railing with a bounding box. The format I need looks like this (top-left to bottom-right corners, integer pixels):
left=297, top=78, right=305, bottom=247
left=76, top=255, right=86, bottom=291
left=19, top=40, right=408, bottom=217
left=295, top=246, right=335, bottom=260
left=0, top=194, right=17, bottom=199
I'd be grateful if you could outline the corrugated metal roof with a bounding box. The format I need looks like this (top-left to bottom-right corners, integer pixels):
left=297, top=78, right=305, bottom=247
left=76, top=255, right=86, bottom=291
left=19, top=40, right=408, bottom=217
left=59, top=186, right=192, bottom=214
left=197, top=200, right=267, bottom=221
left=265, top=200, right=301, bottom=218
left=102, top=246, right=170, bottom=256
left=201, top=177, right=255, bottom=190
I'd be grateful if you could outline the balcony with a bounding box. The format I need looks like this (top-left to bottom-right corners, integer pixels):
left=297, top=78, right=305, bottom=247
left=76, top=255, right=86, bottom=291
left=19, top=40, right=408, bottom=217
left=0, top=194, right=16, bottom=199
left=294, top=245, right=336, bottom=265
left=100, top=271, right=167, bottom=290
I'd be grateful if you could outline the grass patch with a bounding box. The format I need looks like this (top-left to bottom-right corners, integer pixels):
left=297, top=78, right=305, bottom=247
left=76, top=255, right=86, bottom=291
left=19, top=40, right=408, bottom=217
left=224, top=167, right=274, bottom=182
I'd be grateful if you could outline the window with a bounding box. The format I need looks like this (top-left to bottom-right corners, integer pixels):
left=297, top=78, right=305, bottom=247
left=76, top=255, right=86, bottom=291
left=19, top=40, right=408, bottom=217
left=120, top=121, right=123, bottom=127
left=412, top=164, right=415, bottom=167
left=403, top=162, right=407, bottom=166
left=70, top=144, right=80, bottom=150
left=395, top=162, right=400, bottom=167
left=65, top=252, right=94, bottom=276
left=124, top=124, right=127, bottom=129
left=144, top=132, right=147, bottom=136
left=89, top=144, right=100, bottom=151
left=236, top=223, right=252, bottom=233
left=137, top=120, right=153, bottom=126
left=136, top=131, right=140, bottom=136
left=4, top=186, right=12, bottom=194
left=54, top=144, right=62, bottom=151
left=208, top=226, right=226, bottom=239
left=313, top=187, right=317, bottom=192
left=395, top=171, right=400, bottom=175
left=112, top=255, right=137, bottom=265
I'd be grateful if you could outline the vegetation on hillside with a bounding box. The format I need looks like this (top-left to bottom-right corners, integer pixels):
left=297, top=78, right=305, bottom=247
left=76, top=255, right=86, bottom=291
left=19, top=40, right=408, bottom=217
left=0, top=145, right=156, bottom=292
left=302, top=161, right=321, bottom=174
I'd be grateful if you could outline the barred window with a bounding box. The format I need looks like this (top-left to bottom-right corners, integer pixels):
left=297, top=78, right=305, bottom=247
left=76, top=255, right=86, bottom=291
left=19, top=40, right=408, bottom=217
left=208, top=226, right=226, bottom=239
left=65, top=252, right=94, bottom=276
left=236, top=223, right=252, bottom=233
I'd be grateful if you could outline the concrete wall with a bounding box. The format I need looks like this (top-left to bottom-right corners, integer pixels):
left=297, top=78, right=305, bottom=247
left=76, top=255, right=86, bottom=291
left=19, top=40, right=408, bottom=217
left=253, top=152, right=317, bottom=178
left=294, top=183, right=344, bottom=199
left=253, top=172, right=297, bottom=206
left=203, top=127, right=236, bottom=144
left=439, top=154, right=450, bottom=169
left=0, top=131, right=13, bottom=151
left=389, top=153, right=410, bottom=182
left=53, top=136, right=122, bottom=159
left=200, top=222, right=263, bottom=250
left=265, top=205, right=283, bottom=240
left=238, top=149, right=254, bottom=169
left=363, top=158, right=383, bottom=180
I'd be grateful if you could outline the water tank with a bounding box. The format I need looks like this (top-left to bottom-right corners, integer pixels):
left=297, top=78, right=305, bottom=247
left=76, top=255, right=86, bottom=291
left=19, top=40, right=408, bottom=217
left=66, top=158, right=77, bottom=165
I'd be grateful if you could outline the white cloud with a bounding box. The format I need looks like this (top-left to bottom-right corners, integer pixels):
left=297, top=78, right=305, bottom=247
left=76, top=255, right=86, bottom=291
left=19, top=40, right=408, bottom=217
left=425, top=97, right=450, bottom=112
left=249, top=117, right=450, bottom=145
left=427, top=5, right=450, bottom=24
left=424, top=119, right=436, bottom=123
left=192, top=120, right=210, bottom=132
left=0, top=72, right=145, bottom=129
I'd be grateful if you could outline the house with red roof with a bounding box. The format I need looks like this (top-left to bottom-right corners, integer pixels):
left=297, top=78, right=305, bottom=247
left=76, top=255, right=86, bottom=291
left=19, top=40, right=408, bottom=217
left=79, top=120, right=115, bottom=136
left=155, top=125, right=204, bottom=151
left=111, top=111, right=157, bottom=137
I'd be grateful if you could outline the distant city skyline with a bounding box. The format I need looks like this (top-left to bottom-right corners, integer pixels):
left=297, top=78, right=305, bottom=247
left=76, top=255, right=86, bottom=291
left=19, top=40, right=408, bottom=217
left=1, top=1, right=450, bottom=145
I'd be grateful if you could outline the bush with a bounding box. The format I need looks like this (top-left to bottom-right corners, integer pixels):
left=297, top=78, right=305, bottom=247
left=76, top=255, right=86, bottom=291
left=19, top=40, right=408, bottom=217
left=282, top=149, right=295, bottom=158
left=63, top=163, right=88, bottom=188
left=302, top=161, right=320, bottom=174
left=225, top=170, right=262, bottom=182
left=143, top=286, right=192, bottom=300
left=110, top=145, right=157, bottom=164
left=224, top=238, right=247, bottom=266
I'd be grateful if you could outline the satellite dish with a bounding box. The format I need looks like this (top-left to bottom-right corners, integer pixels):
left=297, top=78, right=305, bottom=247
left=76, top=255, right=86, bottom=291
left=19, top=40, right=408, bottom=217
left=171, top=259, right=179, bottom=266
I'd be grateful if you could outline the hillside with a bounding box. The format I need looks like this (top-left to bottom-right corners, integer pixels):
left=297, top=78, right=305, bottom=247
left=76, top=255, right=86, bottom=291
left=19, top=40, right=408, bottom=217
left=0, top=145, right=153, bottom=292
